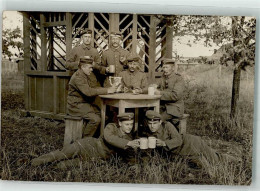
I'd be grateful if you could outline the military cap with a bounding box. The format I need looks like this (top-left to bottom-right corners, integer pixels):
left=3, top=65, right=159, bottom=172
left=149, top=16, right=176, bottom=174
left=127, top=54, right=141, bottom=63
left=80, top=29, right=92, bottom=36
left=145, top=110, right=161, bottom=121
left=162, top=58, right=176, bottom=65
left=78, top=57, right=93, bottom=66
left=110, top=31, right=122, bottom=38
left=117, top=112, right=134, bottom=121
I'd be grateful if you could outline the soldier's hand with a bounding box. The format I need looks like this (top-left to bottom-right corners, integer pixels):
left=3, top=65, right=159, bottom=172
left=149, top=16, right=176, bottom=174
left=105, top=67, right=110, bottom=73
left=127, top=140, right=140, bottom=148
left=124, top=86, right=129, bottom=93
left=120, top=56, right=126, bottom=63
left=156, top=139, right=166, bottom=147
left=132, top=88, right=142, bottom=94
left=154, top=89, right=161, bottom=95
left=107, top=86, right=117, bottom=94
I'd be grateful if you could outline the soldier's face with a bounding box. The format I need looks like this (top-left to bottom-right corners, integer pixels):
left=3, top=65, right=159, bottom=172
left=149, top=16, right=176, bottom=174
left=81, top=64, right=93, bottom=76
left=119, top=120, right=134, bottom=134
left=147, top=120, right=162, bottom=133
left=111, top=36, right=120, bottom=48
left=128, top=62, right=139, bottom=72
left=82, top=34, right=92, bottom=45
left=162, top=64, right=174, bottom=76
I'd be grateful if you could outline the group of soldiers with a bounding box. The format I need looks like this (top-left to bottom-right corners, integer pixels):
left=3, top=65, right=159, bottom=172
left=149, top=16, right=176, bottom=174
left=31, top=29, right=238, bottom=169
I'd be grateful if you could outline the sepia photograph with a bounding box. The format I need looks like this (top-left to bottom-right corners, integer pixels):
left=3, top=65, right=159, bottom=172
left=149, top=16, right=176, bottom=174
left=1, top=9, right=256, bottom=185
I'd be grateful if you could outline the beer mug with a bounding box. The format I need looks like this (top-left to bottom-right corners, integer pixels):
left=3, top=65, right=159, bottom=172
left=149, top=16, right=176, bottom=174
left=109, top=65, right=115, bottom=73
left=109, top=76, right=122, bottom=92
left=148, top=137, right=156, bottom=149
left=148, top=86, right=155, bottom=96
left=139, top=137, right=148, bottom=150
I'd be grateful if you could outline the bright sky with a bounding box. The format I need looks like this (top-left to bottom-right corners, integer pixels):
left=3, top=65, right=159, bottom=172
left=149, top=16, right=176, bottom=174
left=2, top=11, right=217, bottom=58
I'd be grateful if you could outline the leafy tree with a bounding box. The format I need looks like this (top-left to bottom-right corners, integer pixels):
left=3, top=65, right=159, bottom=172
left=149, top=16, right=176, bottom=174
left=2, top=26, right=24, bottom=60
left=160, top=15, right=256, bottom=117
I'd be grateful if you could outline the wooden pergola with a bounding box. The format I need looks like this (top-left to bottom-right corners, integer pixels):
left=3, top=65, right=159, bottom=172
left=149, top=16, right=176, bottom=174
left=22, top=12, right=174, bottom=120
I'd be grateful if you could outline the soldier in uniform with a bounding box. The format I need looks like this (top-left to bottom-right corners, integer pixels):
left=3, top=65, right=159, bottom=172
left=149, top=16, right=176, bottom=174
left=154, top=59, right=185, bottom=126
left=118, top=55, right=148, bottom=94
left=100, top=31, right=130, bottom=87
left=65, top=29, right=101, bottom=71
left=67, top=57, right=117, bottom=137
left=142, top=110, right=239, bottom=169
left=31, top=113, right=140, bottom=167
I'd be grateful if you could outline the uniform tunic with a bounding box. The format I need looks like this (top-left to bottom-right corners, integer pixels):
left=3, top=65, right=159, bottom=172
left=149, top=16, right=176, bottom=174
left=118, top=70, right=148, bottom=93
left=31, top=123, right=135, bottom=166
left=101, top=47, right=129, bottom=87
left=157, top=72, right=185, bottom=120
left=67, top=69, right=108, bottom=116
left=66, top=44, right=101, bottom=71
left=67, top=69, right=108, bottom=136
left=143, top=122, right=220, bottom=166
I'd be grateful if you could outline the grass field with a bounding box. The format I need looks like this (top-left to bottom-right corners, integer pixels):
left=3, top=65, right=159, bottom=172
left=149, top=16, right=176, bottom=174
left=0, top=64, right=254, bottom=184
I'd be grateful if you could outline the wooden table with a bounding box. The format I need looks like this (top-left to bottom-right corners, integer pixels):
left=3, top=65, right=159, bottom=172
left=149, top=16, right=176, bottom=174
left=99, top=93, right=161, bottom=136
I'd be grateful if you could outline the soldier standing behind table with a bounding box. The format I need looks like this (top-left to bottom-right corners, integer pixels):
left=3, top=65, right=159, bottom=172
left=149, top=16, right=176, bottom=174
left=141, top=110, right=239, bottom=169
left=67, top=57, right=117, bottom=137
left=65, top=29, right=101, bottom=71
left=153, top=59, right=185, bottom=127
left=118, top=55, right=148, bottom=94
left=99, top=31, right=130, bottom=87
left=31, top=113, right=140, bottom=167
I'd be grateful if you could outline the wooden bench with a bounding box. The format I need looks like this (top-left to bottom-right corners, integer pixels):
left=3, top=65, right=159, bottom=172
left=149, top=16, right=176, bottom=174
left=63, top=115, right=84, bottom=146
left=179, top=114, right=190, bottom=135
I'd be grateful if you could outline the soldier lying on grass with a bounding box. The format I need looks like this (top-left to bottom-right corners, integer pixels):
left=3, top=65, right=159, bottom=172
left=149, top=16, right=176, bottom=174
left=31, top=112, right=140, bottom=167
left=141, top=110, right=240, bottom=169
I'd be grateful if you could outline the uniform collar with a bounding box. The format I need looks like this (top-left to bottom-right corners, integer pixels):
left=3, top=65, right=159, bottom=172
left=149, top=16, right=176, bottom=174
left=164, top=72, right=175, bottom=79
left=127, top=69, right=138, bottom=75
left=110, top=46, right=121, bottom=52
left=81, top=43, right=92, bottom=50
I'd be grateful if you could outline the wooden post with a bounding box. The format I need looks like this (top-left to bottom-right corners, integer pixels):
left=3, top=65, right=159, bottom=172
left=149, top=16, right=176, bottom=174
left=23, top=12, right=31, bottom=110
left=48, top=27, right=54, bottom=70
left=132, top=14, right=138, bottom=54
left=166, top=25, right=173, bottom=58
left=88, top=13, right=94, bottom=47
left=109, top=13, right=119, bottom=32
left=109, top=13, right=120, bottom=47
left=66, top=12, right=72, bottom=58
left=40, top=13, right=47, bottom=71
left=148, top=15, right=156, bottom=84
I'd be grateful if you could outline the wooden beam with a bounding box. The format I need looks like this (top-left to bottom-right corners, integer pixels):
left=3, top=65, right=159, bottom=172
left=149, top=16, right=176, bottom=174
left=23, top=12, right=31, bottom=110
left=148, top=15, right=156, bottom=84
left=109, top=13, right=119, bottom=32
left=43, top=21, right=66, bottom=27
left=166, top=25, right=174, bottom=58
left=48, top=27, right=54, bottom=70
left=66, top=12, right=72, bottom=58
left=40, top=13, right=47, bottom=71
left=132, top=14, right=138, bottom=54
left=88, top=13, right=94, bottom=47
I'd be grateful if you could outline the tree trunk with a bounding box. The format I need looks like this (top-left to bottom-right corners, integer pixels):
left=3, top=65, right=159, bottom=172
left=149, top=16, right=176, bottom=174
left=230, top=65, right=241, bottom=118
left=230, top=16, right=241, bottom=118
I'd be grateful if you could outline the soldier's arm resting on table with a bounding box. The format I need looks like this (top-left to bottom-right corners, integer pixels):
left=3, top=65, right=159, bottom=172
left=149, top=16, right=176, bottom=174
left=104, top=124, right=131, bottom=149
left=74, top=75, right=108, bottom=96
left=163, top=122, right=183, bottom=151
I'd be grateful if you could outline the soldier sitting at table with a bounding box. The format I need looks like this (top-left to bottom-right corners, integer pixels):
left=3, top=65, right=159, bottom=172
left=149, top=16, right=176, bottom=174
left=142, top=110, right=239, bottom=169
left=118, top=55, right=148, bottom=94
left=31, top=113, right=140, bottom=167
left=67, top=57, right=117, bottom=137
left=153, top=58, right=185, bottom=127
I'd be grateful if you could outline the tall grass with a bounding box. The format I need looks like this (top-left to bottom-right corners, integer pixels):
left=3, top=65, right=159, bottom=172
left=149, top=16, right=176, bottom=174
left=0, top=64, right=254, bottom=184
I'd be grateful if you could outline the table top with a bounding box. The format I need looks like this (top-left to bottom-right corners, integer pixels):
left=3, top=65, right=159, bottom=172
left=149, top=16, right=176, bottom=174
left=99, top=93, right=161, bottom=100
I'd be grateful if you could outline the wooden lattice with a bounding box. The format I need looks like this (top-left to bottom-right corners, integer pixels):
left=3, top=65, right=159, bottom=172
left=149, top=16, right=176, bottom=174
left=29, top=13, right=41, bottom=70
